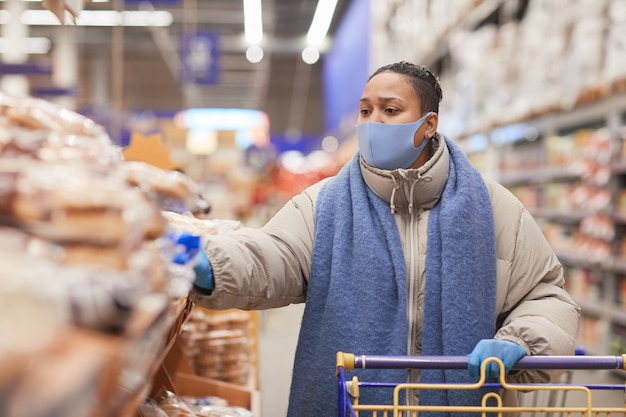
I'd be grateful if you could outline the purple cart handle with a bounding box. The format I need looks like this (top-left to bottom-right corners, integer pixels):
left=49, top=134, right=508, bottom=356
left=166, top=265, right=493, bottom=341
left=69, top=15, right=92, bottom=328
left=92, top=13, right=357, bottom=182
left=337, top=352, right=626, bottom=371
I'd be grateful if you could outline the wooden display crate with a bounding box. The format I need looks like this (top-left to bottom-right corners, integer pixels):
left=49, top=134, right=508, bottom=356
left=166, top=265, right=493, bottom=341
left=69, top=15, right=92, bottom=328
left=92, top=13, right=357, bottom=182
left=148, top=337, right=260, bottom=415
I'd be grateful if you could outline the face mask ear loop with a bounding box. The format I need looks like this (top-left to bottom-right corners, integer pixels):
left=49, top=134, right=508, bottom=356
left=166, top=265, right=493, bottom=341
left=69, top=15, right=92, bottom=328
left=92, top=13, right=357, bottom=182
left=413, top=112, right=433, bottom=149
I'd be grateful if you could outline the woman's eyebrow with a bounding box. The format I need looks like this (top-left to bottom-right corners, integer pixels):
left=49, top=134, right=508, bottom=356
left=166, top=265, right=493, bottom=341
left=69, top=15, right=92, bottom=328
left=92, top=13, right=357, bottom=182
left=359, top=97, right=403, bottom=104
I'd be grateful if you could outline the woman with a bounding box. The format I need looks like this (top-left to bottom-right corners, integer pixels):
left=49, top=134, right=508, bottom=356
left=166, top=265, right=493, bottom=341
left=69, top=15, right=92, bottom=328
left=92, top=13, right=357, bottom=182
left=188, top=61, right=580, bottom=416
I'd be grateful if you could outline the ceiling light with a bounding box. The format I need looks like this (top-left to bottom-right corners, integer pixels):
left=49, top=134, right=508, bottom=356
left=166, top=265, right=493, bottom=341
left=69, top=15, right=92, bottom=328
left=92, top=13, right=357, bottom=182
left=176, top=108, right=269, bottom=132
left=121, top=10, right=173, bottom=26
left=19, top=9, right=172, bottom=26
left=75, top=10, right=120, bottom=25
left=301, top=46, right=319, bottom=64
left=19, top=10, right=61, bottom=25
left=246, top=45, right=264, bottom=63
left=0, top=37, right=51, bottom=54
left=306, top=0, right=338, bottom=46
left=243, top=0, right=263, bottom=45
left=321, top=135, right=339, bottom=153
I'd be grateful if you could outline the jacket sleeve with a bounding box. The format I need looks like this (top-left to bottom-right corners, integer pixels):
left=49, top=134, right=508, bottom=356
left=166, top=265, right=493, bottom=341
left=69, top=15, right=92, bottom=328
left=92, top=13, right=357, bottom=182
left=189, top=180, right=327, bottom=310
left=490, top=183, right=581, bottom=384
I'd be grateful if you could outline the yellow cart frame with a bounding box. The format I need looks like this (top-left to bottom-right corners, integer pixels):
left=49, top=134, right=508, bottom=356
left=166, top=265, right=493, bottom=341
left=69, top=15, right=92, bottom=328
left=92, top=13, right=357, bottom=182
left=336, top=352, right=626, bottom=417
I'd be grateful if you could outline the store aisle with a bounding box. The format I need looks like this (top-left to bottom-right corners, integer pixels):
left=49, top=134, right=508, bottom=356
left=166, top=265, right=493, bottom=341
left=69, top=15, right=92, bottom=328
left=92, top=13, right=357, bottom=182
left=258, top=304, right=305, bottom=417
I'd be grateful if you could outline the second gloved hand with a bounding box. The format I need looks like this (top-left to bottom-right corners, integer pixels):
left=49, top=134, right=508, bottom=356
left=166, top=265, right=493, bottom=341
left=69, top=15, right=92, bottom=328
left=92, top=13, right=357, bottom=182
left=467, top=339, right=526, bottom=379
left=193, top=249, right=215, bottom=294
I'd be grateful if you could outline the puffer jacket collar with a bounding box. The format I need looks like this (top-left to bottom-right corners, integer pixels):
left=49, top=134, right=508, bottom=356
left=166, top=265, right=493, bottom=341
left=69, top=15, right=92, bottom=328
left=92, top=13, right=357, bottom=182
left=359, top=133, right=450, bottom=214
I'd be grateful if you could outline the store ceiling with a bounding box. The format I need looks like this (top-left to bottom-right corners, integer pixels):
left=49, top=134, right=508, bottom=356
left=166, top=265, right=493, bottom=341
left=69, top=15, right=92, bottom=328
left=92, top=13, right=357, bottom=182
left=22, top=0, right=353, bottom=141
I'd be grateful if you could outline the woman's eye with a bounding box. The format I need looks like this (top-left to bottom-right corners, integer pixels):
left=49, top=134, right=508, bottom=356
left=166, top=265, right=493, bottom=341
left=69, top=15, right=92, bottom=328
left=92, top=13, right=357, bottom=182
left=385, top=108, right=397, bottom=114
left=360, top=109, right=371, bottom=116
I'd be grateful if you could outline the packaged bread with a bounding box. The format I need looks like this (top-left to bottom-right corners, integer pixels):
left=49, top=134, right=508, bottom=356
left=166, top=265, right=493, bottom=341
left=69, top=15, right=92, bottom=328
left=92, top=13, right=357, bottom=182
left=0, top=224, right=169, bottom=302
left=0, top=94, right=108, bottom=140
left=0, top=93, right=120, bottom=166
left=119, top=161, right=203, bottom=213
left=2, top=160, right=165, bottom=246
left=162, top=211, right=218, bottom=236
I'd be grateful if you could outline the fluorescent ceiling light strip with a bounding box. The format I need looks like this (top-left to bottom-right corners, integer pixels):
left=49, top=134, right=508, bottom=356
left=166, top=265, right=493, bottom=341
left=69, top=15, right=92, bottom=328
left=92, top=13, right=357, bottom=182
left=121, top=10, right=173, bottom=26
left=19, top=9, right=172, bottom=26
left=20, top=10, right=61, bottom=25
left=243, top=0, right=263, bottom=44
left=77, top=10, right=120, bottom=25
left=306, top=0, right=338, bottom=46
left=0, top=37, right=51, bottom=54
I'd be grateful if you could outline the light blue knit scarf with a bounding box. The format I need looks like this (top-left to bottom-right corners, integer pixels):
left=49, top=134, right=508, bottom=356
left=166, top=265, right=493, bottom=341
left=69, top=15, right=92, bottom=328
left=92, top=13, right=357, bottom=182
left=287, top=137, right=497, bottom=417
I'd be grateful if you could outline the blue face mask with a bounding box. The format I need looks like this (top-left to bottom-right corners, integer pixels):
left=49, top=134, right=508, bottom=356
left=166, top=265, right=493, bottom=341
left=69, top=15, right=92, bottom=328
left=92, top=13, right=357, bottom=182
left=356, top=112, right=433, bottom=170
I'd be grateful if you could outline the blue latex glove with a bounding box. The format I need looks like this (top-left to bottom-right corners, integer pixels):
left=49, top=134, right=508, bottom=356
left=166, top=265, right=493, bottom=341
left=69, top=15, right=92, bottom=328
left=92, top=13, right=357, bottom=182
left=193, top=249, right=215, bottom=294
left=170, top=232, right=215, bottom=294
left=172, top=233, right=201, bottom=265
left=467, top=339, right=526, bottom=379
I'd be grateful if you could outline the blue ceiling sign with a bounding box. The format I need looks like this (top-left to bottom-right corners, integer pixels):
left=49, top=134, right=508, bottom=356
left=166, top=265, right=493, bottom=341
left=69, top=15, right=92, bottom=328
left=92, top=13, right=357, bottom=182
left=180, top=32, right=220, bottom=85
left=0, top=63, right=52, bottom=75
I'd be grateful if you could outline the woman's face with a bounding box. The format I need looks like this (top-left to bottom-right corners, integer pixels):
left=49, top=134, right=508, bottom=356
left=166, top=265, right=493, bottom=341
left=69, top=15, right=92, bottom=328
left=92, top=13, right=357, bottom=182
left=357, top=72, right=423, bottom=125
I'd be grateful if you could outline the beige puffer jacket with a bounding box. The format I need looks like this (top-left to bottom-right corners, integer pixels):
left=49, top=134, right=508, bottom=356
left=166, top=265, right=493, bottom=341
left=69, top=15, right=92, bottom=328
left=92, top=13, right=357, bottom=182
left=191, top=134, right=581, bottom=398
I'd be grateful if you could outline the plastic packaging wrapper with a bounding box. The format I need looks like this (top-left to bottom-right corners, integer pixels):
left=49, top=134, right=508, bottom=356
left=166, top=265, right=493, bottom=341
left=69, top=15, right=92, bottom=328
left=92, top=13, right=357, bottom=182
left=162, top=211, right=242, bottom=239
left=0, top=253, right=69, bottom=389
left=158, top=231, right=202, bottom=298
left=179, top=308, right=254, bottom=386
left=0, top=93, right=120, bottom=166
left=191, top=405, right=253, bottom=417
left=0, top=87, right=224, bottom=417
left=158, top=216, right=243, bottom=298
left=139, top=399, right=170, bottom=417
left=155, top=389, right=197, bottom=416
left=0, top=160, right=166, bottom=247
left=181, top=396, right=228, bottom=408
left=119, top=161, right=205, bottom=214
left=0, top=249, right=150, bottom=332
left=153, top=391, right=254, bottom=417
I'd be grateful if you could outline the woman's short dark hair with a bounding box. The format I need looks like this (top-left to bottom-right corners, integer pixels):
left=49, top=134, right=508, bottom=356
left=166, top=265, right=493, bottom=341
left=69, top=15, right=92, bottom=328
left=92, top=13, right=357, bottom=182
left=369, top=61, right=443, bottom=114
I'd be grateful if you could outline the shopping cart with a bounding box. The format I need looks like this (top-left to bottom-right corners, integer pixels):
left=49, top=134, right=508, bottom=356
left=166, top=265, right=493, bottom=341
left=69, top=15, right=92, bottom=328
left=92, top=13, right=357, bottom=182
left=336, top=351, right=626, bottom=417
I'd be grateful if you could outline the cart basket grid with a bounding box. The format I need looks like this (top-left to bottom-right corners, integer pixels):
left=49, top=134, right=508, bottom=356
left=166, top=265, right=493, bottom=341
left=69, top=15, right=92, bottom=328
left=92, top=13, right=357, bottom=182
left=336, top=352, right=626, bottom=417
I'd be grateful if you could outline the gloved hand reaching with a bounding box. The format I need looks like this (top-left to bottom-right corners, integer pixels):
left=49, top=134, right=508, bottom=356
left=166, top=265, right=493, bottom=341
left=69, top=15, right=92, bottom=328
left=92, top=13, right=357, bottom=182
left=467, top=339, right=526, bottom=379
left=172, top=232, right=215, bottom=294
left=193, top=249, right=215, bottom=294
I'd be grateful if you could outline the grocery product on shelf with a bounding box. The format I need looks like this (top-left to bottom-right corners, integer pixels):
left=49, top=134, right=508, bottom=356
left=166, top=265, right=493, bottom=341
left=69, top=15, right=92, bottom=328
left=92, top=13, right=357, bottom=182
left=456, top=94, right=626, bottom=357
left=143, top=390, right=253, bottom=417
left=0, top=92, right=216, bottom=417
left=179, top=308, right=255, bottom=387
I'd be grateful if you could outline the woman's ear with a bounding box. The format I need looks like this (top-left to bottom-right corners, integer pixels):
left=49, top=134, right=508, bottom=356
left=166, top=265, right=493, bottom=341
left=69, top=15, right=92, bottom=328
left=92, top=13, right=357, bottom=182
left=424, top=112, right=439, bottom=138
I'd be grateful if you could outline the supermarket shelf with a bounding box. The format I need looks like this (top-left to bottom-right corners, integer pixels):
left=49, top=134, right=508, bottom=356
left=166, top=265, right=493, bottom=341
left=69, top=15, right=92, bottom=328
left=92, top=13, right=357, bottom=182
left=498, top=166, right=581, bottom=185
left=462, top=90, right=626, bottom=357
left=111, top=297, right=193, bottom=417
left=2, top=329, right=108, bottom=417
left=530, top=209, right=586, bottom=224
left=556, top=252, right=607, bottom=271
left=557, top=252, right=626, bottom=275
left=0, top=295, right=194, bottom=417
left=576, top=299, right=626, bottom=327
left=527, top=93, right=626, bottom=135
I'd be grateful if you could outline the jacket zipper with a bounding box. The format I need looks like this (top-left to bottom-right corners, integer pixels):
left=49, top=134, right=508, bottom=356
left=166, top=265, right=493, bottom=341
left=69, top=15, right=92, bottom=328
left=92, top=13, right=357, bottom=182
left=405, top=181, right=420, bottom=407
left=407, top=211, right=416, bottom=356
left=406, top=180, right=418, bottom=357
